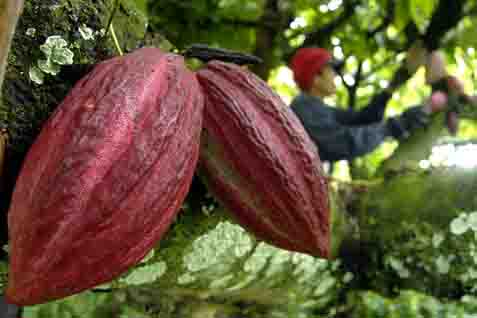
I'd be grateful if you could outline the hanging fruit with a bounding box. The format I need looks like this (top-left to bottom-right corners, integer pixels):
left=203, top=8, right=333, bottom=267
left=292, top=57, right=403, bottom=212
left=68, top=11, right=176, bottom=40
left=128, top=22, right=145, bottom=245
left=197, top=61, right=330, bottom=258
left=6, top=47, right=204, bottom=305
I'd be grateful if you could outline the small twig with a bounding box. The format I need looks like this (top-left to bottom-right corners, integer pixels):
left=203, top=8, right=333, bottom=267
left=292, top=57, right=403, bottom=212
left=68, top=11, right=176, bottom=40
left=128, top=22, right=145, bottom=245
left=348, top=61, right=363, bottom=110
left=103, top=0, right=123, bottom=56
left=104, top=0, right=120, bottom=37
left=109, top=22, right=123, bottom=56
left=301, top=0, right=359, bottom=48
left=91, top=288, right=114, bottom=293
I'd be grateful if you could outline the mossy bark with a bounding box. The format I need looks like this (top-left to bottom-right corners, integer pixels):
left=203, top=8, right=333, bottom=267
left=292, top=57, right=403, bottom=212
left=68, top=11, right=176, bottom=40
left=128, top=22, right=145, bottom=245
left=353, top=108, right=477, bottom=298
left=378, top=104, right=477, bottom=174
left=1, top=0, right=147, bottom=185
left=0, top=0, right=147, bottom=246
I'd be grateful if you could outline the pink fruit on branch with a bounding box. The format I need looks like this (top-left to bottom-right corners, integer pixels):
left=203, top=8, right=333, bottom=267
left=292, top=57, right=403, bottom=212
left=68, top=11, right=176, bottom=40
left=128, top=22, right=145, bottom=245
left=6, top=48, right=204, bottom=305
left=197, top=61, right=330, bottom=258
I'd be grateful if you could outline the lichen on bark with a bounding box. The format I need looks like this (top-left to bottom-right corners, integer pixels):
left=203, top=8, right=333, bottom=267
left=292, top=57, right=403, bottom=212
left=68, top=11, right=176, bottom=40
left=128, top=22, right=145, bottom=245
left=0, top=0, right=147, bottom=242
left=1, top=0, right=147, bottom=159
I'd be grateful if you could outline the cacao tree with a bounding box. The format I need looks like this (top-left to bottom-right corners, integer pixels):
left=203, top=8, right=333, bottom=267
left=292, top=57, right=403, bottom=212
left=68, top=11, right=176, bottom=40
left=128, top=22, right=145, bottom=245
left=1, top=0, right=477, bottom=317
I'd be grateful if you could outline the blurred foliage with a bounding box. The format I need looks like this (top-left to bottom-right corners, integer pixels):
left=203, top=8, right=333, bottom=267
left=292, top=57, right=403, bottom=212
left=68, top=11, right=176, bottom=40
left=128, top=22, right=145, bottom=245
left=147, top=0, right=264, bottom=52
left=348, top=290, right=477, bottom=318
left=146, top=0, right=477, bottom=179
left=363, top=210, right=477, bottom=296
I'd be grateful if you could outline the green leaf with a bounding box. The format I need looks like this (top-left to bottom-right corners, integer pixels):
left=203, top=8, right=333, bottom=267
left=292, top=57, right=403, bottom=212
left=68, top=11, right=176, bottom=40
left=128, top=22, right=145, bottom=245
left=454, top=17, right=477, bottom=48
left=132, top=0, right=148, bottom=15
left=119, top=262, right=167, bottom=286
left=409, top=0, right=438, bottom=32
left=119, top=306, right=152, bottom=318
left=23, top=292, right=114, bottom=318
left=393, top=0, right=410, bottom=31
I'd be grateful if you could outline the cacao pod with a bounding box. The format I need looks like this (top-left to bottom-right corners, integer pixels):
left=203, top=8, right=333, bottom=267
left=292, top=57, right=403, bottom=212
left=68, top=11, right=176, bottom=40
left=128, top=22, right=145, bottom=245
left=196, top=61, right=330, bottom=258
left=6, top=48, right=204, bottom=305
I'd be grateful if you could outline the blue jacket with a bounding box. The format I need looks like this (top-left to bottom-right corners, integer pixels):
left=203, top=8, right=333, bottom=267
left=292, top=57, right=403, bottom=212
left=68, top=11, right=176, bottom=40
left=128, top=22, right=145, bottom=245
left=290, top=92, right=393, bottom=161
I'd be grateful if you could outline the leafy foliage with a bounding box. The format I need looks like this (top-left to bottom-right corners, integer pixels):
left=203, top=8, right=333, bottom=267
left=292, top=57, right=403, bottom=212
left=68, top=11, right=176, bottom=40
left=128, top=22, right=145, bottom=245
left=348, top=290, right=477, bottom=318
left=147, top=0, right=263, bottom=52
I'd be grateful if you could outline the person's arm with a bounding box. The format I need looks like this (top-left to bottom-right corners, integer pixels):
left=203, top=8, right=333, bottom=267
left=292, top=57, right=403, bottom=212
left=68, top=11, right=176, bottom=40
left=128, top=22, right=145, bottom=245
left=296, top=113, right=390, bottom=161
left=292, top=102, right=431, bottom=161
left=335, top=91, right=392, bottom=126
left=335, top=43, right=429, bottom=126
left=291, top=101, right=391, bottom=161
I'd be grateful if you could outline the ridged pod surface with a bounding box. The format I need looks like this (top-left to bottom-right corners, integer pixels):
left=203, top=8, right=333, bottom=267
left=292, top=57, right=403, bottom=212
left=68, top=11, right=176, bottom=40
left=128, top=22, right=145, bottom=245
left=6, top=48, right=203, bottom=305
left=196, top=61, right=330, bottom=258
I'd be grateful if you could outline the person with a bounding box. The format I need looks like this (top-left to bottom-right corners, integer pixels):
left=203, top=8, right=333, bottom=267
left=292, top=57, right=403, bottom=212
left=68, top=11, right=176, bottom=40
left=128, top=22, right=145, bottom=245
left=289, top=47, right=441, bottom=162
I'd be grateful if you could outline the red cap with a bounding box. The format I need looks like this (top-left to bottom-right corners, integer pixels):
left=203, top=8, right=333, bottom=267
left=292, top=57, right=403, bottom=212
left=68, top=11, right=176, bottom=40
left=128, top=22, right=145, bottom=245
left=290, top=48, right=333, bottom=91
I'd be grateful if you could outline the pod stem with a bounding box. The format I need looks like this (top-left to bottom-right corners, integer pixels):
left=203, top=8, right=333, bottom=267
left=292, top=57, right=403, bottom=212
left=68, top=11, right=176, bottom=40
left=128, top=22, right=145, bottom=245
left=183, top=44, right=262, bottom=66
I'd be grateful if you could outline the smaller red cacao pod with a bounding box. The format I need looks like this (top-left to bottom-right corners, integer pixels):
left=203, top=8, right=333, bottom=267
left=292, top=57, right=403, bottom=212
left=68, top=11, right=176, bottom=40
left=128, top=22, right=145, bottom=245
left=6, top=48, right=204, bottom=305
left=197, top=61, right=330, bottom=258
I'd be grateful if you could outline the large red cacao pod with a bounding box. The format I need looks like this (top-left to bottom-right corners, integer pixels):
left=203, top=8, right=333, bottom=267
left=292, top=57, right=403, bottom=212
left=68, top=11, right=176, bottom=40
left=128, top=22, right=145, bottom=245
left=196, top=61, right=330, bottom=258
left=6, top=48, right=203, bottom=305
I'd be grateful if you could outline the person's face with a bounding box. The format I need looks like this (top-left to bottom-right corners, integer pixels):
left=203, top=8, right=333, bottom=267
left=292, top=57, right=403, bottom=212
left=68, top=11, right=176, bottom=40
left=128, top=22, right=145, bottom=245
left=309, top=65, right=337, bottom=97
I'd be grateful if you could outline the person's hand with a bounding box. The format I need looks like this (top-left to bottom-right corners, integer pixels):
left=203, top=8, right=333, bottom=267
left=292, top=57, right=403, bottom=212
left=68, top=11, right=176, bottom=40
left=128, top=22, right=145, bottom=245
left=425, top=51, right=448, bottom=84
left=423, top=91, right=448, bottom=114
left=405, top=42, right=428, bottom=74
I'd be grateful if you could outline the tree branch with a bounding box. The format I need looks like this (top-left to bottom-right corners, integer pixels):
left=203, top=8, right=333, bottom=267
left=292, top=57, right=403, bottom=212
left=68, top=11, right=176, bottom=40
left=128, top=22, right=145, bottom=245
left=301, top=0, right=359, bottom=48
left=365, top=0, right=466, bottom=105
left=348, top=61, right=363, bottom=110
left=423, top=0, right=466, bottom=51
left=252, top=0, right=292, bottom=79
left=464, top=4, right=477, bottom=16
left=220, top=17, right=261, bottom=29
left=367, top=0, right=395, bottom=39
